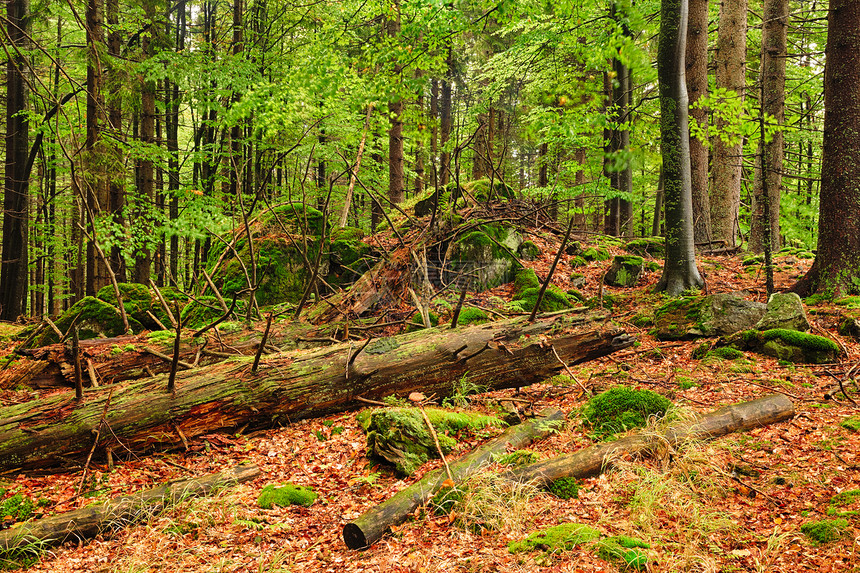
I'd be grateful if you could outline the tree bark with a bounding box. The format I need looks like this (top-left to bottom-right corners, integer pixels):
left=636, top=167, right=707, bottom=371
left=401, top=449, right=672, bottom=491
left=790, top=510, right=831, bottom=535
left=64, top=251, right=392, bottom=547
left=507, top=394, right=794, bottom=485
left=439, top=48, right=454, bottom=186
left=134, top=0, right=157, bottom=284
left=343, top=408, right=565, bottom=549
left=686, top=0, right=711, bottom=245
left=750, top=0, right=788, bottom=253
left=387, top=2, right=404, bottom=205
left=0, top=313, right=633, bottom=473
left=655, top=0, right=704, bottom=295
left=793, top=0, right=860, bottom=296
left=0, top=464, right=260, bottom=553
left=710, top=0, right=747, bottom=247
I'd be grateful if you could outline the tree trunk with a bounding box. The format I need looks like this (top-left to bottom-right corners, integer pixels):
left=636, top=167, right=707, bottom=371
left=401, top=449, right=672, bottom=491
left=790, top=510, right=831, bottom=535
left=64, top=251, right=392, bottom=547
left=0, top=464, right=260, bottom=553
left=134, top=0, right=157, bottom=284
left=507, top=394, right=794, bottom=485
left=0, top=314, right=633, bottom=473
left=343, top=408, right=565, bottom=549
left=710, top=0, right=747, bottom=247
left=439, top=48, right=454, bottom=186
left=793, top=0, right=860, bottom=296
left=387, top=3, right=404, bottom=206
left=0, top=0, right=31, bottom=321
left=750, top=0, right=788, bottom=253
left=655, top=0, right=704, bottom=295
left=686, top=0, right=712, bottom=245
left=106, top=0, right=126, bottom=283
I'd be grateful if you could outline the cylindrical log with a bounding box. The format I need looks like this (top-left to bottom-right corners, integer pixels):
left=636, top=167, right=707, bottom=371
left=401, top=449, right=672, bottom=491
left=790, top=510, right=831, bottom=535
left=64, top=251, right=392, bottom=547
left=0, top=313, right=633, bottom=472
left=507, top=393, right=794, bottom=485
left=343, top=408, right=565, bottom=549
left=0, top=464, right=260, bottom=553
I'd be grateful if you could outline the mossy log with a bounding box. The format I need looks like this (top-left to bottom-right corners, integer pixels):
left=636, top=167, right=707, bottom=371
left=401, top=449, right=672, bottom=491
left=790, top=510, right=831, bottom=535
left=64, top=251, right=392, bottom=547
left=0, top=464, right=259, bottom=556
left=343, top=408, right=565, bottom=549
left=506, top=393, right=794, bottom=486
left=0, top=312, right=632, bottom=472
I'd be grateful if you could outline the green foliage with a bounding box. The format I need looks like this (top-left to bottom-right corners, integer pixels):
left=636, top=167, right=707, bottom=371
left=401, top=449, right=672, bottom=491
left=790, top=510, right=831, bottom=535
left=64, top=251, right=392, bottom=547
left=508, top=523, right=600, bottom=554
left=581, top=247, right=611, bottom=262
left=512, top=287, right=573, bottom=314
left=457, top=307, right=490, bottom=326
left=546, top=477, right=580, bottom=500
left=513, top=267, right=540, bottom=295
left=581, top=386, right=672, bottom=438
left=407, top=311, right=439, bottom=331
left=706, top=347, right=745, bottom=360
left=443, top=374, right=488, bottom=408
left=760, top=329, right=839, bottom=353
left=96, top=283, right=154, bottom=326
left=431, top=485, right=468, bottom=516
left=496, top=450, right=539, bottom=467
left=800, top=518, right=848, bottom=545
left=840, top=416, right=860, bottom=433
left=257, top=483, right=317, bottom=509
left=595, top=536, right=650, bottom=570
left=180, top=296, right=232, bottom=329
left=0, top=492, right=35, bottom=522
left=518, top=240, right=540, bottom=260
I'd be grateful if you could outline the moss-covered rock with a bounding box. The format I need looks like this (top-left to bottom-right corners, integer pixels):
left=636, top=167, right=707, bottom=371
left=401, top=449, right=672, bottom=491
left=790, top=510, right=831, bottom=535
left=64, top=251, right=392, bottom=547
left=457, top=307, right=489, bottom=326
left=150, top=286, right=189, bottom=328
left=581, top=246, right=611, bottom=262
left=508, top=523, right=600, bottom=554
left=180, top=296, right=235, bottom=329
left=96, top=283, right=155, bottom=327
left=625, top=237, right=664, bottom=259
left=546, top=477, right=580, bottom=499
left=37, top=296, right=144, bottom=345
left=513, top=267, right=540, bottom=295
left=257, top=483, right=317, bottom=509
left=837, top=309, right=860, bottom=340
left=511, top=286, right=573, bottom=314
left=446, top=224, right=522, bottom=290
left=604, top=255, right=644, bottom=288
left=357, top=407, right=506, bottom=475
left=260, top=202, right=325, bottom=235
left=582, top=386, right=671, bottom=438
left=569, top=273, right=586, bottom=289
left=755, top=292, right=811, bottom=332
left=727, top=328, right=840, bottom=364
left=407, top=310, right=439, bottom=331
left=518, top=240, right=540, bottom=261
left=653, top=293, right=766, bottom=340
left=466, top=178, right=515, bottom=202
left=800, top=518, right=848, bottom=545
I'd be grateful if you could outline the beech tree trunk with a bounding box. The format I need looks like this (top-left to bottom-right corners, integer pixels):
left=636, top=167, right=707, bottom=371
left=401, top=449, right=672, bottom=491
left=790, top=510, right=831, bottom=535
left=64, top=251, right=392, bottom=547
left=507, top=394, right=794, bottom=485
left=0, top=313, right=633, bottom=473
left=686, top=0, right=711, bottom=245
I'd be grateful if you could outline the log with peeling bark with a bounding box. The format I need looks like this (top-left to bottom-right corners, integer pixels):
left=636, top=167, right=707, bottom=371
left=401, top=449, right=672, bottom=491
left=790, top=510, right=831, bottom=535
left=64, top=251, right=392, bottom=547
left=0, top=464, right=260, bottom=556
left=506, top=393, right=794, bottom=486
left=0, top=312, right=633, bottom=473
left=342, top=408, right=565, bottom=549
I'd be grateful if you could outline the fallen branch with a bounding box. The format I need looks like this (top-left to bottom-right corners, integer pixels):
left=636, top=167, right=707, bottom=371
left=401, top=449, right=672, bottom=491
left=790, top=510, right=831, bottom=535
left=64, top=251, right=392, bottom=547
left=342, top=408, right=565, bottom=549
left=0, top=464, right=260, bottom=555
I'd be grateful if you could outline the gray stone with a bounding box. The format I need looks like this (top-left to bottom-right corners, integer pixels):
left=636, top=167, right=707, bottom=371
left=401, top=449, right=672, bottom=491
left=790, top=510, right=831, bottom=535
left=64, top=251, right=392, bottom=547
left=755, top=292, right=810, bottom=331
left=604, top=255, right=644, bottom=288
left=697, top=293, right=766, bottom=336
left=444, top=224, right=522, bottom=290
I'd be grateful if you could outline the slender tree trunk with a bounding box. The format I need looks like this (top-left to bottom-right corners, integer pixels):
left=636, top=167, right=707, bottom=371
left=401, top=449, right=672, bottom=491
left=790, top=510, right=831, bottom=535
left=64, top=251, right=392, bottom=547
left=134, top=0, right=157, bottom=284
left=710, top=0, right=747, bottom=247
left=603, top=71, right=620, bottom=236
left=655, top=0, right=704, bottom=295
left=686, top=0, right=712, bottom=245
left=439, top=48, right=453, bottom=186
left=387, top=2, right=404, bottom=205
left=1, top=0, right=31, bottom=320
left=750, top=0, right=788, bottom=253
left=105, top=0, right=125, bottom=283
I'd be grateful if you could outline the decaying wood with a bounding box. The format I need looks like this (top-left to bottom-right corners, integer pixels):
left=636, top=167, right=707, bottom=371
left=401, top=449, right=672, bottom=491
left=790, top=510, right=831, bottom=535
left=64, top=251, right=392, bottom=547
left=342, top=408, right=565, bottom=549
left=506, top=393, right=794, bottom=486
left=0, top=464, right=260, bottom=555
left=0, top=312, right=632, bottom=472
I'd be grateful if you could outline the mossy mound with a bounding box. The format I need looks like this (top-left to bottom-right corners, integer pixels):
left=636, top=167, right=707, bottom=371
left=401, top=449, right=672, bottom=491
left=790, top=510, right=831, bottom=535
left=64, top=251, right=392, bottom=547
left=0, top=491, right=35, bottom=522
left=149, top=286, right=189, bottom=328
left=653, top=293, right=766, bottom=340
left=510, top=286, right=573, bottom=314
left=37, top=296, right=144, bottom=345
left=800, top=518, right=848, bottom=545
left=839, top=416, right=860, bottom=433
left=357, top=407, right=506, bottom=475
left=569, top=256, right=587, bottom=268
left=595, top=536, right=650, bottom=570
left=257, top=483, right=317, bottom=509
left=497, top=450, right=539, bottom=466
left=260, top=202, right=325, bottom=235
left=513, top=267, right=540, bottom=295
left=581, top=247, right=611, bottom=262
left=508, top=523, right=600, bottom=554
left=546, top=477, right=580, bottom=499
left=465, top=178, right=515, bottom=202
left=180, top=296, right=238, bottom=329
left=836, top=309, right=860, bottom=340
left=701, top=346, right=745, bottom=361
left=625, top=237, right=664, bottom=258
left=457, top=307, right=489, bottom=326
left=407, top=311, right=440, bottom=331
left=581, top=386, right=672, bottom=438
left=518, top=240, right=540, bottom=261
left=445, top=223, right=522, bottom=290
left=96, top=283, right=155, bottom=327
left=604, top=255, right=644, bottom=288
left=728, top=328, right=839, bottom=364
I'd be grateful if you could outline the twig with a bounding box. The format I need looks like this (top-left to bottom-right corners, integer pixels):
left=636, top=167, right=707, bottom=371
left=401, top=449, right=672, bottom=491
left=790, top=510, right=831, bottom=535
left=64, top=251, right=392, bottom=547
left=550, top=345, right=589, bottom=394
left=346, top=337, right=373, bottom=379
left=192, top=293, right=239, bottom=337
left=149, top=278, right=177, bottom=328
left=251, top=312, right=274, bottom=374
left=167, top=304, right=182, bottom=395
left=44, top=316, right=63, bottom=338
left=141, top=346, right=194, bottom=370
left=86, top=359, right=99, bottom=388
left=356, top=396, right=387, bottom=406
left=201, top=268, right=229, bottom=312
left=145, top=310, right=167, bottom=331
left=71, top=328, right=83, bottom=401
left=172, top=420, right=189, bottom=450
left=76, top=388, right=114, bottom=497
left=410, top=393, right=454, bottom=483
left=530, top=215, right=575, bottom=321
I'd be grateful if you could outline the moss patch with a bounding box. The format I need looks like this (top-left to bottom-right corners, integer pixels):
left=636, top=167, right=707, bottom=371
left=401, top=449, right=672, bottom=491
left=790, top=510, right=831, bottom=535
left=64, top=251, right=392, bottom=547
left=513, top=267, right=540, bottom=296
left=0, top=491, right=35, bottom=522
left=511, top=286, right=572, bottom=314
left=257, top=483, right=317, bottom=509
left=457, top=307, right=489, bottom=326
left=840, top=416, right=860, bottom=433
left=96, top=283, right=155, bottom=327
left=508, top=523, right=600, bottom=554
left=546, top=477, right=580, bottom=500
left=800, top=518, right=848, bottom=545
left=518, top=240, right=540, bottom=261
left=497, top=450, right=539, bottom=466
left=595, top=536, right=650, bottom=570
left=37, top=296, right=144, bottom=345
left=581, top=386, right=672, bottom=438
left=407, top=311, right=440, bottom=331
left=625, top=237, right=664, bottom=258
left=581, top=247, right=611, bottom=262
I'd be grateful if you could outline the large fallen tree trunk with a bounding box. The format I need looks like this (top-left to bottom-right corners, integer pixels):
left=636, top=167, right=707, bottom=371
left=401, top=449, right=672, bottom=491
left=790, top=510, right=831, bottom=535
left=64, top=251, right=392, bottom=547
left=0, top=464, right=260, bottom=559
left=343, top=408, right=565, bottom=549
left=506, top=393, right=794, bottom=485
left=0, top=312, right=632, bottom=473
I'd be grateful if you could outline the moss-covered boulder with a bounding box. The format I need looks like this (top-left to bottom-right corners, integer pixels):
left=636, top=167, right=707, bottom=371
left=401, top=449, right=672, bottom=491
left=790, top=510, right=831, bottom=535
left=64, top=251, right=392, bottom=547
left=257, top=483, right=317, bottom=509
left=260, top=202, right=326, bottom=235
left=357, top=407, right=506, bottom=475
left=96, top=283, right=156, bottom=328
left=581, top=386, right=672, bottom=438
left=755, top=292, right=810, bottom=332
left=569, top=273, right=586, bottom=289
left=518, top=240, right=540, bottom=261
left=604, top=255, right=644, bottom=288
left=727, top=328, right=840, bottom=364
left=328, top=227, right=372, bottom=286
left=180, top=296, right=239, bottom=329
left=37, top=296, right=144, bottom=345
left=508, top=523, right=600, bottom=554
left=150, top=286, right=189, bottom=328
left=624, top=237, right=665, bottom=259
left=457, top=307, right=490, bottom=326
left=510, top=286, right=573, bottom=314
left=513, top=267, right=540, bottom=295
left=653, top=293, right=766, bottom=340
left=445, top=223, right=522, bottom=290
left=837, top=308, right=860, bottom=340
left=581, top=246, right=611, bottom=262
left=466, top=178, right=515, bottom=202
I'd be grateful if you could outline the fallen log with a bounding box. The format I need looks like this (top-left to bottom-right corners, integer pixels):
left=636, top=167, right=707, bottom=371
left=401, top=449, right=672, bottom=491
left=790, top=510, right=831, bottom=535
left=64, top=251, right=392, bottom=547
left=342, top=408, right=565, bottom=549
left=506, top=393, right=794, bottom=486
left=0, top=464, right=260, bottom=558
left=0, top=312, right=633, bottom=472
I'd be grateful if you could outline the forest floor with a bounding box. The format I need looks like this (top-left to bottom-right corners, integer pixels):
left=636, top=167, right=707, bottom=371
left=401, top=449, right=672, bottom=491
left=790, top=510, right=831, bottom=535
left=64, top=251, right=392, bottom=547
left=1, top=233, right=859, bottom=573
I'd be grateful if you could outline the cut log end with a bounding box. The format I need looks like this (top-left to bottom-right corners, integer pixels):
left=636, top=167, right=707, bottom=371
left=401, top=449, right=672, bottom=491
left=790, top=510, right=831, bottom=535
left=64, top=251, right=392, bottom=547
left=343, top=523, right=368, bottom=550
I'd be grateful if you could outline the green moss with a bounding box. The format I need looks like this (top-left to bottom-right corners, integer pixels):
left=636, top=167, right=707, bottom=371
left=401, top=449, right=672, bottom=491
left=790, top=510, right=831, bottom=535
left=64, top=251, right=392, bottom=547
left=830, top=489, right=860, bottom=507
left=330, top=226, right=365, bottom=243
left=0, top=492, right=35, bottom=522
left=800, top=518, right=848, bottom=545
left=407, top=311, right=439, bottom=331
left=581, top=247, right=611, bottom=262
left=96, top=283, right=154, bottom=326
left=180, top=296, right=234, bottom=329
left=508, top=523, right=600, bottom=554
left=257, top=483, right=317, bottom=509
left=581, top=386, right=672, bottom=438
left=38, top=296, right=144, bottom=345
left=742, top=254, right=764, bottom=266
left=513, top=267, right=540, bottom=296
left=218, top=237, right=313, bottom=305
left=466, top=178, right=515, bottom=202
left=518, top=240, right=540, bottom=260
left=595, top=536, right=649, bottom=570
left=547, top=477, right=580, bottom=500
left=261, top=202, right=325, bottom=235
left=497, top=450, right=539, bottom=466
left=625, top=237, right=664, bottom=258
left=569, top=255, right=587, bottom=268
left=707, top=347, right=745, bottom=360
left=513, top=287, right=572, bottom=314
left=834, top=296, right=860, bottom=309
left=761, top=329, right=839, bottom=352
left=840, top=416, right=860, bottom=433
left=457, top=307, right=489, bottom=326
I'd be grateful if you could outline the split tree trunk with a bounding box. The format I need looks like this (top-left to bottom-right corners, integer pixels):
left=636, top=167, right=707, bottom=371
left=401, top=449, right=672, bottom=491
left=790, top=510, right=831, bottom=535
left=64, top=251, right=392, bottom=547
left=0, top=464, right=260, bottom=554
left=507, top=393, right=794, bottom=485
left=343, top=408, right=565, bottom=549
left=0, top=312, right=633, bottom=473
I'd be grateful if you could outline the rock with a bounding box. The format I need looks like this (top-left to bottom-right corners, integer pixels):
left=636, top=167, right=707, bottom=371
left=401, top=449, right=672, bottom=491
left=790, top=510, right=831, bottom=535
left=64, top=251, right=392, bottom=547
left=570, top=273, right=586, bottom=289
left=604, top=256, right=644, bottom=288
left=837, top=309, right=860, bottom=340
left=518, top=240, right=540, bottom=261
left=755, top=292, right=810, bottom=331
left=653, top=293, right=766, bottom=340
left=37, top=296, right=145, bottom=345
left=624, top=237, right=665, bottom=258
left=565, top=241, right=583, bottom=256
left=727, top=328, right=840, bottom=364
left=444, top=224, right=522, bottom=290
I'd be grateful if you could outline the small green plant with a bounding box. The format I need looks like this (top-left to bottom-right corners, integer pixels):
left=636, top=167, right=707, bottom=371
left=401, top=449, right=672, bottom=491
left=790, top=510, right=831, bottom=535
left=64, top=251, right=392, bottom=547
left=508, top=522, right=600, bottom=554
left=443, top=373, right=488, bottom=408
left=800, top=518, right=848, bottom=545
left=581, top=386, right=672, bottom=438
left=595, top=536, right=650, bottom=570
left=840, top=416, right=860, bottom=433
left=546, top=477, right=580, bottom=500
left=0, top=492, right=34, bottom=522
left=257, top=483, right=317, bottom=509
left=497, top=450, right=539, bottom=466
left=314, top=420, right=345, bottom=441
left=677, top=377, right=697, bottom=390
